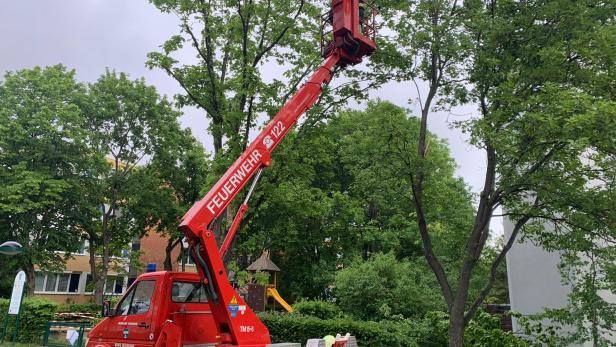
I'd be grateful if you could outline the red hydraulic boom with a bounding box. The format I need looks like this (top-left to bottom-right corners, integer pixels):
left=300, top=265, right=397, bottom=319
left=178, top=1, right=377, bottom=346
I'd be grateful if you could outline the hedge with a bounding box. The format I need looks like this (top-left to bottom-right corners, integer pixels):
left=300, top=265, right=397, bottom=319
left=0, top=297, right=58, bottom=343
left=260, top=311, right=531, bottom=347
left=260, top=313, right=424, bottom=347
left=291, top=300, right=343, bottom=320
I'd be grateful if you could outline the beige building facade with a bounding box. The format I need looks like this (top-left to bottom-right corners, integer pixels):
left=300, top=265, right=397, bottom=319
left=34, top=231, right=196, bottom=304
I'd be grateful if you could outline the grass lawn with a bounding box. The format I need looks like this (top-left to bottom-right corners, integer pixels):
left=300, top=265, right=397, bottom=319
left=0, top=343, right=39, bottom=347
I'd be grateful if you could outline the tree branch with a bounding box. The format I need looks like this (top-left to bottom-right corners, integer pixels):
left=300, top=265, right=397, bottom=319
left=464, top=197, right=539, bottom=324
left=409, top=168, right=454, bottom=308
left=252, top=0, right=305, bottom=67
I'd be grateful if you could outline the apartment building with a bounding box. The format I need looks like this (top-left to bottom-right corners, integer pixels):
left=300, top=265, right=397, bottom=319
left=34, top=231, right=196, bottom=304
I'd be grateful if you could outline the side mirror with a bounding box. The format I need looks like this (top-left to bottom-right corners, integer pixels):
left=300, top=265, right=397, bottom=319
left=102, top=300, right=116, bottom=317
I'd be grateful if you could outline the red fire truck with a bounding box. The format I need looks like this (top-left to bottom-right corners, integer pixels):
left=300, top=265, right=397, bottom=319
left=87, top=1, right=376, bottom=346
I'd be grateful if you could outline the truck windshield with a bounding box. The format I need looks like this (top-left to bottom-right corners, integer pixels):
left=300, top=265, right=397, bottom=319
left=172, top=281, right=208, bottom=303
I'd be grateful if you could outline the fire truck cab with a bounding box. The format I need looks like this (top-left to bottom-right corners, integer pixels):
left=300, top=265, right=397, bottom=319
left=88, top=272, right=223, bottom=347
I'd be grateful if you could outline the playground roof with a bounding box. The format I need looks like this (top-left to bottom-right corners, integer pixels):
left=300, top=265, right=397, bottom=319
left=247, top=253, right=281, bottom=272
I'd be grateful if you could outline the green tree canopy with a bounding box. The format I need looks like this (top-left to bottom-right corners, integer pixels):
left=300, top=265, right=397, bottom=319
left=464, top=0, right=616, bottom=344
left=80, top=70, right=194, bottom=303
left=236, top=101, right=475, bottom=299
left=0, top=65, right=92, bottom=294
left=126, top=131, right=210, bottom=271
left=147, top=0, right=322, bottom=157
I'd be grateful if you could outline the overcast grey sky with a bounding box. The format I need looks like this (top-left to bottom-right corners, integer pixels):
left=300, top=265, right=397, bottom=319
left=0, top=0, right=502, bottom=233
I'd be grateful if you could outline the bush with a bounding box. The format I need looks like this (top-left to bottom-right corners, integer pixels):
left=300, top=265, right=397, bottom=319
left=413, top=311, right=531, bottom=347
left=0, top=297, right=58, bottom=343
left=465, top=311, right=531, bottom=347
left=261, top=311, right=531, bottom=347
left=291, top=300, right=343, bottom=319
left=260, top=313, right=422, bottom=346
left=335, top=253, right=444, bottom=320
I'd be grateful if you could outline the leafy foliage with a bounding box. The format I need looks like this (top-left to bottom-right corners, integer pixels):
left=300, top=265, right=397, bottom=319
left=147, top=0, right=322, bottom=156
left=79, top=70, right=191, bottom=303
left=260, top=312, right=422, bottom=347
left=335, top=253, right=443, bottom=320
left=0, top=297, right=58, bottom=343
left=463, top=0, right=616, bottom=344
left=260, top=310, right=530, bottom=347
left=344, top=0, right=616, bottom=344
left=0, top=65, right=91, bottom=293
left=291, top=300, right=343, bottom=320
left=60, top=302, right=101, bottom=314
left=126, top=129, right=209, bottom=270
left=238, top=101, right=474, bottom=300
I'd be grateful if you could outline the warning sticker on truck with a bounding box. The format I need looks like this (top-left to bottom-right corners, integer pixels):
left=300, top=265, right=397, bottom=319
left=228, top=296, right=246, bottom=318
left=228, top=296, right=239, bottom=317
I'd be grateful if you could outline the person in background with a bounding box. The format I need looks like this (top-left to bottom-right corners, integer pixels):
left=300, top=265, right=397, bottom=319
left=359, top=0, right=368, bottom=34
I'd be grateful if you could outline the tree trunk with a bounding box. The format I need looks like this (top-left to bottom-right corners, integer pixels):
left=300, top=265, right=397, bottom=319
left=87, top=238, right=105, bottom=304
left=94, top=253, right=109, bottom=304
left=164, top=237, right=179, bottom=271
left=95, top=276, right=105, bottom=304
left=448, top=308, right=466, bottom=347
left=90, top=224, right=111, bottom=304
left=24, top=261, right=35, bottom=296
left=449, top=316, right=464, bottom=347
left=213, top=131, right=222, bottom=155
left=97, top=240, right=110, bottom=304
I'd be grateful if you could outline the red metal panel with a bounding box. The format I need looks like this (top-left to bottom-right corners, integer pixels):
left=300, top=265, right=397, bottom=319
left=332, top=0, right=352, bottom=36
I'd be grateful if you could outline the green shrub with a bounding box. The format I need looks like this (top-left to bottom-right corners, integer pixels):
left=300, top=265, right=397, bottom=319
left=292, top=300, right=343, bottom=319
left=260, top=313, right=421, bottom=347
left=412, top=311, right=449, bottom=346
left=465, top=311, right=531, bottom=347
left=334, top=253, right=444, bottom=320
left=261, top=311, right=531, bottom=347
left=0, top=297, right=58, bottom=343
left=413, top=311, right=532, bottom=347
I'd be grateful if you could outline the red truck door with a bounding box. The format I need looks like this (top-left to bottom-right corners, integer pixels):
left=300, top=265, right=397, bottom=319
left=104, top=279, right=158, bottom=346
left=169, top=279, right=218, bottom=344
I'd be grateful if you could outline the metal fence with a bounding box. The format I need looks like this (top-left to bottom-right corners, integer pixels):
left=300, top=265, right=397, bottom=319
left=42, top=321, right=91, bottom=347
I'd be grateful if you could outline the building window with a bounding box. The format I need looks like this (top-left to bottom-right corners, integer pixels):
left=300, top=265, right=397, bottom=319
left=105, top=275, right=126, bottom=295
left=131, top=239, right=141, bottom=251
left=57, top=273, right=70, bottom=292
left=85, top=274, right=94, bottom=293
left=184, top=254, right=195, bottom=266
left=84, top=274, right=126, bottom=295
left=45, top=274, right=57, bottom=292
left=35, top=273, right=45, bottom=292
left=35, top=272, right=80, bottom=294
left=68, top=274, right=80, bottom=292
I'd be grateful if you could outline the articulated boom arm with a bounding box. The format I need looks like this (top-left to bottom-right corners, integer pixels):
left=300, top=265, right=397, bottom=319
left=178, top=53, right=341, bottom=347
left=177, top=2, right=376, bottom=346
left=180, top=53, right=340, bottom=238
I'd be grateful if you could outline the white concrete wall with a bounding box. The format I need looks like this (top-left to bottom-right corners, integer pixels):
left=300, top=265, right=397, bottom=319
left=503, top=217, right=576, bottom=339
left=505, top=213, right=616, bottom=346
